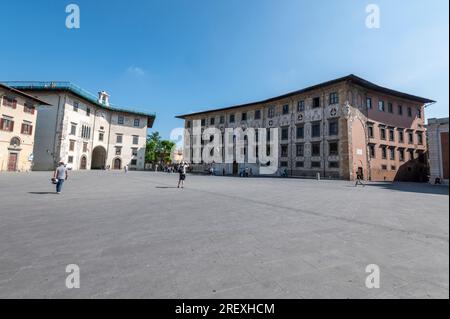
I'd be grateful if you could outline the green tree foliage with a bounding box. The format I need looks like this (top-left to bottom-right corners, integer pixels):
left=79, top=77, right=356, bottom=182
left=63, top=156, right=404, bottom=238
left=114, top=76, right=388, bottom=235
left=145, top=132, right=176, bottom=164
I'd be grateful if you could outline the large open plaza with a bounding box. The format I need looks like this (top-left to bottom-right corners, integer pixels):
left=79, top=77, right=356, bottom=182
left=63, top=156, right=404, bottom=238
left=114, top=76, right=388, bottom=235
left=0, top=171, right=448, bottom=298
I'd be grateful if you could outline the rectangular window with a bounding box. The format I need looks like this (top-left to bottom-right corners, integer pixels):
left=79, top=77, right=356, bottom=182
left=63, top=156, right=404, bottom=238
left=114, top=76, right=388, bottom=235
left=210, top=117, right=215, bottom=125
left=328, top=120, right=338, bottom=136
left=118, top=115, right=124, bottom=125
left=380, top=127, right=386, bottom=140
left=297, top=100, right=305, bottom=112
left=378, top=100, right=385, bottom=112
left=86, top=108, right=91, bottom=117
left=389, top=147, right=395, bottom=160
left=83, top=142, right=88, bottom=153
left=369, top=144, right=376, bottom=158
left=311, top=161, right=321, bottom=168
left=132, top=135, right=139, bottom=145
left=366, top=97, right=372, bottom=109
left=368, top=126, right=374, bottom=138
left=381, top=164, right=387, bottom=170
left=73, top=101, right=79, bottom=112
left=408, top=132, right=414, bottom=144
left=295, top=161, right=304, bottom=168
left=416, top=107, right=422, bottom=118
left=201, top=118, right=206, bottom=126
left=329, top=161, right=339, bottom=168
left=254, top=110, right=261, bottom=120
left=312, top=122, right=321, bottom=138
left=391, top=165, right=396, bottom=171
left=23, top=104, right=35, bottom=114
left=398, top=105, right=403, bottom=115
left=329, top=141, right=338, bottom=155
left=296, top=144, right=304, bottom=157
left=219, top=116, right=225, bottom=124
left=389, top=129, right=395, bottom=142
left=21, top=123, right=33, bottom=135
left=381, top=146, right=387, bottom=159
left=281, top=127, right=289, bottom=140
left=132, top=148, right=138, bottom=156
left=131, top=159, right=138, bottom=166
left=68, top=156, right=73, bottom=163
left=69, top=140, right=75, bottom=151
left=281, top=145, right=288, bottom=157
left=296, top=125, right=304, bottom=139
left=268, top=106, right=275, bottom=118
left=134, top=118, right=140, bottom=127
left=70, top=123, right=77, bottom=135
left=417, top=132, right=423, bottom=145
left=280, top=161, right=288, bottom=167
left=229, top=114, right=235, bottom=123
left=241, top=112, right=247, bottom=121
left=409, top=150, right=415, bottom=160
left=329, top=92, right=339, bottom=105
left=398, top=130, right=404, bottom=143
left=312, top=97, right=320, bottom=108
left=2, top=96, right=17, bottom=108
left=99, top=132, right=104, bottom=141
left=282, top=104, right=289, bottom=114
left=399, top=149, right=405, bottom=162
left=116, top=134, right=123, bottom=144
left=388, top=103, right=393, bottom=113
left=81, top=125, right=91, bottom=139
left=407, top=107, right=412, bottom=117
left=311, top=142, right=321, bottom=156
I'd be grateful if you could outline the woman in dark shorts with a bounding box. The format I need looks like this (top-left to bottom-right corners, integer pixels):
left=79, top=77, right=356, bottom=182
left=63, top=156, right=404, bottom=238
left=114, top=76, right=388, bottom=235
left=177, top=162, right=189, bottom=188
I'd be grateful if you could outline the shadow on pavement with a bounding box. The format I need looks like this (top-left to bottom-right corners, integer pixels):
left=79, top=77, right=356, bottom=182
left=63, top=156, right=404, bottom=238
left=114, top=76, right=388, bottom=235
left=363, top=182, right=449, bottom=195
left=28, top=192, right=57, bottom=195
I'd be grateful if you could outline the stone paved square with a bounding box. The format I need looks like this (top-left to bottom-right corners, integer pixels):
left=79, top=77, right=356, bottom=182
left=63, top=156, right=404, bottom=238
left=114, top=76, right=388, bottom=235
left=0, top=171, right=448, bottom=298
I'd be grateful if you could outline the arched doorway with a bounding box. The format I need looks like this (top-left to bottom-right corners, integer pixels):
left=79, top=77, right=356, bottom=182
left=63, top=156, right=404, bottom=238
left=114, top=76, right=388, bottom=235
left=232, top=161, right=238, bottom=175
left=80, top=156, right=87, bottom=170
left=91, top=146, right=106, bottom=169
left=113, top=158, right=122, bottom=170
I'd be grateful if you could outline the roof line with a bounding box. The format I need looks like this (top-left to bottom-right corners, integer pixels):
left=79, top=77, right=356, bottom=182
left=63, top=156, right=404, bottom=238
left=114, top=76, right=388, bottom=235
left=0, top=83, right=51, bottom=106
left=175, top=74, right=435, bottom=118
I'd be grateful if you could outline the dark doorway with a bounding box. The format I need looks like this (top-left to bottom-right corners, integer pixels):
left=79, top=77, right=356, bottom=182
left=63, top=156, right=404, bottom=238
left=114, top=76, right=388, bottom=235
left=8, top=153, right=18, bottom=171
left=91, top=146, right=106, bottom=169
left=113, top=158, right=122, bottom=170
left=80, top=156, right=87, bottom=170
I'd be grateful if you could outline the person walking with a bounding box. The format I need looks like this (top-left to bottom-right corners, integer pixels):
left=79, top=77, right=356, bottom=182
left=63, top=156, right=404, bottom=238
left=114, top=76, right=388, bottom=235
left=177, top=161, right=189, bottom=188
left=53, top=161, right=68, bottom=194
left=124, top=164, right=129, bottom=173
left=355, top=169, right=365, bottom=187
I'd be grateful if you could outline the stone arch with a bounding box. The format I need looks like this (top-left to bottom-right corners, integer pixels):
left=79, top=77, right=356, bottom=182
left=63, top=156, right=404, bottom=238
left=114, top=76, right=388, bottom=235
left=91, top=146, right=107, bottom=169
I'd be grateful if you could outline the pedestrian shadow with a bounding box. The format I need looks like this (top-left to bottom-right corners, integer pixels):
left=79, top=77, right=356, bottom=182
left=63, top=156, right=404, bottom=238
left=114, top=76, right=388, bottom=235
left=155, top=186, right=178, bottom=189
left=28, top=192, right=56, bottom=195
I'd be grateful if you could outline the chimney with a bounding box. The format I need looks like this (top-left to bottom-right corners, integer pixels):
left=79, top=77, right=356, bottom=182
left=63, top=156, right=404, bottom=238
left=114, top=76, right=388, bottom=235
left=98, top=91, right=110, bottom=106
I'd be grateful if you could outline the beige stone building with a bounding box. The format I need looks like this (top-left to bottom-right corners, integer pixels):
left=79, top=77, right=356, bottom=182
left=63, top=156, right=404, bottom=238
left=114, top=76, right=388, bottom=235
left=427, top=117, right=449, bottom=184
left=176, top=75, right=434, bottom=181
left=0, top=84, right=50, bottom=172
left=5, top=82, right=155, bottom=171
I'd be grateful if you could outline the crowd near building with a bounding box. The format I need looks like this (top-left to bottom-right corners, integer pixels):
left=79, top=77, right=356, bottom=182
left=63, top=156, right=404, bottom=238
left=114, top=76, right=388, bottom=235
left=177, top=75, right=436, bottom=181
left=427, top=117, right=449, bottom=184
left=1, top=81, right=155, bottom=171
left=0, top=84, right=50, bottom=171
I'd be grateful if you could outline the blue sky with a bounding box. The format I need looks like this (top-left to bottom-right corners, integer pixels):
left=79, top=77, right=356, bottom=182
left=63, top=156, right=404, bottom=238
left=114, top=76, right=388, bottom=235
left=1, top=0, right=448, bottom=139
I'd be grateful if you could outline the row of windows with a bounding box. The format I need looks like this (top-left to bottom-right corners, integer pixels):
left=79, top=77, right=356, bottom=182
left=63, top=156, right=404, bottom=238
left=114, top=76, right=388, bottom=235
left=72, top=101, right=141, bottom=127
left=1, top=96, right=36, bottom=114
left=368, top=125, right=423, bottom=145
left=366, top=98, right=422, bottom=118
left=192, top=92, right=340, bottom=127
left=368, top=145, right=422, bottom=162
left=281, top=141, right=339, bottom=157
left=0, top=118, right=33, bottom=135
left=114, top=147, right=139, bottom=156
left=67, top=155, right=139, bottom=166
left=280, top=161, right=339, bottom=169
left=116, top=134, right=139, bottom=145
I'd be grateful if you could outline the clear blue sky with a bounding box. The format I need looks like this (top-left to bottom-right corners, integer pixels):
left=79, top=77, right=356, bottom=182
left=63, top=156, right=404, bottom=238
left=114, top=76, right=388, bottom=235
left=1, top=0, right=448, bottom=139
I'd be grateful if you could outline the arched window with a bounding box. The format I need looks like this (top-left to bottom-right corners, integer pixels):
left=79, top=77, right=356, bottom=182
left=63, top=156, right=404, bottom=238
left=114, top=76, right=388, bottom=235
left=10, top=137, right=21, bottom=147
